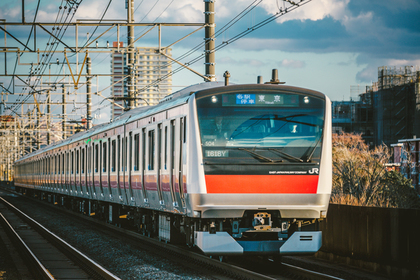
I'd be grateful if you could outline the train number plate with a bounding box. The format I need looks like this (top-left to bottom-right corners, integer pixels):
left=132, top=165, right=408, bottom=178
left=205, top=150, right=229, bottom=157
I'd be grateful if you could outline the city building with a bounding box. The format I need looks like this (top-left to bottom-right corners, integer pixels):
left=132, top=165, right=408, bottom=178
left=332, top=66, right=420, bottom=147
left=365, top=66, right=420, bottom=146
left=332, top=99, right=374, bottom=146
left=110, top=42, right=172, bottom=119
left=391, top=138, right=420, bottom=192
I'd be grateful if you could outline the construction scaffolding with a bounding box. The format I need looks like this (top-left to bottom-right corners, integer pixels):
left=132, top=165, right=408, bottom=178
left=364, top=66, right=420, bottom=146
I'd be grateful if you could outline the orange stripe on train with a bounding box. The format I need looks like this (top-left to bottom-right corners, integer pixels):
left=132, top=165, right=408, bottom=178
left=205, top=175, right=319, bottom=194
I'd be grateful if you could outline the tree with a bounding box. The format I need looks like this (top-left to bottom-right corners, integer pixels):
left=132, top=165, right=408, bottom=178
left=331, top=132, right=420, bottom=208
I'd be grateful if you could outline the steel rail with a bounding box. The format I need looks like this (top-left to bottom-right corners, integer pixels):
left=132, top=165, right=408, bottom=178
left=0, top=212, right=54, bottom=280
left=0, top=196, right=121, bottom=280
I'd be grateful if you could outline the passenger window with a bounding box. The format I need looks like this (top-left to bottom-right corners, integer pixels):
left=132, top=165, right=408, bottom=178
left=111, top=140, right=116, bottom=172
left=71, top=152, right=74, bottom=174
left=148, top=130, right=155, bottom=170
left=95, top=144, right=99, bottom=173
left=134, top=134, right=139, bottom=171
left=81, top=149, right=85, bottom=174
left=103, top=142, right=107, bottom=172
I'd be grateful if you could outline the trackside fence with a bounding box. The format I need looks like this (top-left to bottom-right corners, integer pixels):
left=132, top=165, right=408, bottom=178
left=319, top=204, right=420, bottom=274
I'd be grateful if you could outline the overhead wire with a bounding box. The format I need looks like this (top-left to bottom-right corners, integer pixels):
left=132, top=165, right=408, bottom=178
left=6, top=1, right=83, bottom=115
left=4, top=0, right=42, bottom=116
left=134, top=0, right=313, bottom=95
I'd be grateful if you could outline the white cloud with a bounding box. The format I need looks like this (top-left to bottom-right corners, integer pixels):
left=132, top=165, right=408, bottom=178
left=259, top=0, right=349, bottom=23
left=279, top=58, right=305, bottom=68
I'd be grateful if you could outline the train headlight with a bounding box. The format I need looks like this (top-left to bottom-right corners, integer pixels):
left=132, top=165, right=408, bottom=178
left=304, top=96, right=310, bottom=104
left=211, top=96, right=218, bottom=103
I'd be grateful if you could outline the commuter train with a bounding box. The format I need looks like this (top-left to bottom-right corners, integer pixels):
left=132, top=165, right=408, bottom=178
left=14, top=80, right=332, bottom=256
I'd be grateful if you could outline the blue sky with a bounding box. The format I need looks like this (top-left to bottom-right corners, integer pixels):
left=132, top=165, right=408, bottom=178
left=1, top=0, right=419, bottom=122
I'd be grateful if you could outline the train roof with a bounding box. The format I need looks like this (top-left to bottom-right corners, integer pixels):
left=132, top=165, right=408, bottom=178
left=15, top=81, right=226, bottom=163
left=15, top=82, right=327, bottom=164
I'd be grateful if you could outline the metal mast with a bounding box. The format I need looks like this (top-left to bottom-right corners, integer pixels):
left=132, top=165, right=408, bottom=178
left=127, top=0, right=135, bottom=110
left=204, top=0, right=216, bottom=82
left=86, top=55, right=92, bottom=129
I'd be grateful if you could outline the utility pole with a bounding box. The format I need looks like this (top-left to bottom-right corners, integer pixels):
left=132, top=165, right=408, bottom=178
left=62, top=86, right=66, bottom=139
left=47, top=90, right=51, bottom=145
left=86, top=54, right=92, bottom=129
left=127, top=0, right=135, bottom=110
left=204, top=0, right=216, bottom=82
left=36, top=109, right=40, bottom=149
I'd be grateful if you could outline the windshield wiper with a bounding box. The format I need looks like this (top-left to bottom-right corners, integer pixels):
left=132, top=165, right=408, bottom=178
left=268, top=148, right=304, bottom=163
left=238, top=148, right=283, bottom=163
left=305, top=135, right=323, bottom=162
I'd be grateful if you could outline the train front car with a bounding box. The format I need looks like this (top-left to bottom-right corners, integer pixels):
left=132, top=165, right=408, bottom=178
left=188, top=84, right=332, bottom=256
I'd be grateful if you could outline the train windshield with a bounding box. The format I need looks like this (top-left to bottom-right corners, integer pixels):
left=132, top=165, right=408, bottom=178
left=196, top=91, right=325, bottom=163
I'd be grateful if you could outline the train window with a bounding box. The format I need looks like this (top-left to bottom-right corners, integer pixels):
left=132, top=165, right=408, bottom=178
left=76, top=150, right=80, bottom=174
left=71, top=151, right=74, bottom=175
left=103, top=142, right=107, bottom=172
left=129, top=134, right=132, bottom=172
left=196, top=91, right=325, bottom=162
left=158, top=125, right=162, bottom=170
left=88, top=146, right=91, bottom=174
left=111, top=140, right=116, bottom=172
left=183, top=116, right=187, bottom=143
left=118, top=136, right=121, bottom=172
left=142, top=129, right=146, bottom=172
left=170, top=120, right=175, bottom=172
left=148, top=130, right=155, bottom=170
left=134, top=134, right=139, bottom=171
left=95, top=144, right=99, bottom=173
left=81, top=149, right=85, bottom=174
left=164, top=126, right=168, bottom=170
left=124, top=137, right=128, bottom=172
left=66, top=153, right=69, bottom=175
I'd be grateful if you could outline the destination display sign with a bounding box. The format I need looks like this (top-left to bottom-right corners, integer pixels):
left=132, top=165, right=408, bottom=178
left=222, top=93, right=299, bottom=107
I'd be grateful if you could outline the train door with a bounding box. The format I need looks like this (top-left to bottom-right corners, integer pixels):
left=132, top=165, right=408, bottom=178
left=65, top=152, right=69, bottom=193
left=130, top=131, right=141, bottom=204
left=72, top=149, right=77, bottom=194
left=93, top=143, right=101, bottom=197
left=47, top=156, right=50, bottom=189
left=101, top=140, right=110, bottom=199
left=145, top=125, right=160, bottom=207
left=122, top=134, right=129, bottom=204
left=161, top=123, right=175, bottom=209
left=81, top=147, right=87, bottom=196
left=141, top=128, right=148, bottom=204
left=98, top=140, right=104, bottom=197
left=109, top=136, right=117, bottom=200
left=75, top=148, right=80, bottom=195
left=117, top=135, right=124, bottom=202
left=157, top=123, right=164, bottom=206
left=127, top=132, right=134, bottom=204
left=60, top=153, right=63, bottom=192
left=171, top=117, right=186, bottom=209
left=86, top=145, right=92, bottom=197
left=54, top=155, right=58, bottom=192
left=169, top=120, right=177, bottom=207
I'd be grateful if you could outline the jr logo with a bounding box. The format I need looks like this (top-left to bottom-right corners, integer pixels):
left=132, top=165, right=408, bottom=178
left=309, top=168, right=319, bottom=174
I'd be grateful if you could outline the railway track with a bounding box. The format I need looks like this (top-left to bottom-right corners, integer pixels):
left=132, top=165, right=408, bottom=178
left=0, top=196, right=120, bottom=280
left=1, top=189, right=344, bottom=280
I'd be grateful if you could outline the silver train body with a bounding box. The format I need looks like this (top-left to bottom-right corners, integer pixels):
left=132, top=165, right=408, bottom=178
left=14, top=82, right=332, bottom=256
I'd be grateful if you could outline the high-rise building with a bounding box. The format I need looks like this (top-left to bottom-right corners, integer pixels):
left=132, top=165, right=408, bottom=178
left=110, top=42, right=172, bottom=119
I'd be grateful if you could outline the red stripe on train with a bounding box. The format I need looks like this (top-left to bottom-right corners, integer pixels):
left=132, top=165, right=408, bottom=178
left=205, top=175, right=319, bottom=194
